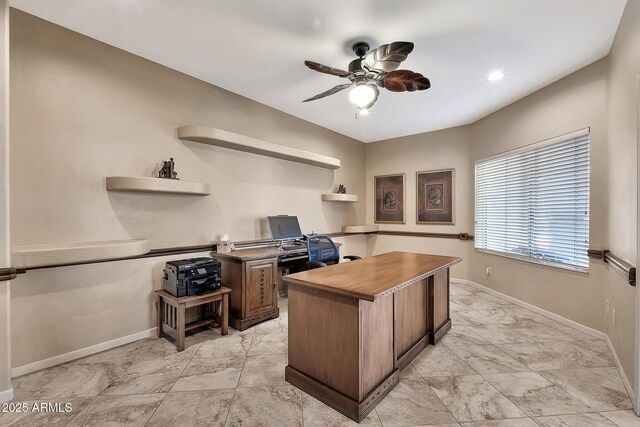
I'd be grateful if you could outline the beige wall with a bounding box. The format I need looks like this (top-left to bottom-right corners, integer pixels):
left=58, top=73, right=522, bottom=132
left=365, top=126, right=472, bottom=279
left=365, top=23, right=639, bottom=394
left=605, top=0, right=640, bottom=398
left=365, top=59, right=611, bottom=331
left=468, top=59, right=609, bottom=332
left=9, top=10, right=366, bottom=369
left=0, top=0, right=12, bottom=399
left=11, top=252, right=206, bottom=369
left=10, top=9, right=365, bottom=248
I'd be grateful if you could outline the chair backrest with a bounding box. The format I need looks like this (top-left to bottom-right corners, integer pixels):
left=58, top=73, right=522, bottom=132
left=307, top=235, right=339, bottom=266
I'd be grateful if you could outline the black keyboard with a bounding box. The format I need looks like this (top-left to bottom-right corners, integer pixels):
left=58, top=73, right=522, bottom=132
left=282, top=244, right=306, bottom=251
left=278, top=253, right=307, bottom=266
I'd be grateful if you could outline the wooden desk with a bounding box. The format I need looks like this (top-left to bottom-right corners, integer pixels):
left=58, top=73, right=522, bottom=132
left=213, top=243, right=340, bottom=331
left=213, top=246, right=302, bottom=330
left=283, top=251, right=461, bottom=422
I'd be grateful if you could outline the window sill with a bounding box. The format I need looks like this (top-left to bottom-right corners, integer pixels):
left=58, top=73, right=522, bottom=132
left=474, top=248, right=589, bottom=273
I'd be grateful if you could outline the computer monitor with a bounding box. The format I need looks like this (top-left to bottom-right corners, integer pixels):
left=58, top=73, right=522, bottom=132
left=268, top=215, right=303, bottom=240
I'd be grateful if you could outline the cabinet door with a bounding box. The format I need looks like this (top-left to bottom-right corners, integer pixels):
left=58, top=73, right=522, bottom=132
left=245, top=259, right=278, bottom=317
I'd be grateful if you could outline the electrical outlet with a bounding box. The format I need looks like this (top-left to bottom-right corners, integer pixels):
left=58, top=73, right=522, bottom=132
left=612, top=309, right=616, bottom=325
left=606, top=300, right=610, bottom=315
left=486, top=267, right=492, bottom=276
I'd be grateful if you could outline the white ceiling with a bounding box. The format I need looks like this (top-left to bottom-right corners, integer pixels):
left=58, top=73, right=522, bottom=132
left=11, top=0, right=627, bottom=143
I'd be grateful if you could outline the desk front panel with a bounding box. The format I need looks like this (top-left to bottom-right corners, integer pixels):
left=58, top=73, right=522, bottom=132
left=287, top=284, right=394, bottom=402
left=394, top=278, right=428, bottom=360
left=359, top=295, right=394, bottom=400
left=288, top=285, right=361, bottom=400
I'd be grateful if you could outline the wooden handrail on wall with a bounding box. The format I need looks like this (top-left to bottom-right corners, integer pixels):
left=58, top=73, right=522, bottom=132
left=7, top=230, right=475, bottom=274
left=375, top=231, right=473, bottom=241
left=13, top=244, right=215, bottom=273
left=9, top=240, right=635, bottom=289
left=588, top=249, right=636, bottom=286
left=0, top=267, right=17, bottom=282
left=325, top=231, right=473, bottom=240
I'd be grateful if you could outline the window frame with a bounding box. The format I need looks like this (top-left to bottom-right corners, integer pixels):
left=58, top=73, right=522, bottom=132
left=473, top=128, right=591, bottom=273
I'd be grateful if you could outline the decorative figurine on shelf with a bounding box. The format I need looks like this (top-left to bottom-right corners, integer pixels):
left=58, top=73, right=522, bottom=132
left=337, top=184, right=347, bottom=194
left=158, top=158, right=179, bottom=180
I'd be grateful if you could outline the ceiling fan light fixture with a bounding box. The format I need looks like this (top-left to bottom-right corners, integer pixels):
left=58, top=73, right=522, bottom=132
left=303, top=41, right=429, bottom=112
left=349, top=84, right=377, bottom=108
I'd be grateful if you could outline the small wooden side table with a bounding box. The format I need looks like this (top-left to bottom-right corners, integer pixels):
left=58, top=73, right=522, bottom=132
left=154, top=287, right=231, bottom=351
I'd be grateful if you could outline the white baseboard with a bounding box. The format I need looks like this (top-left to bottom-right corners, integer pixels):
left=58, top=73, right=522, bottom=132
left=605, top=335, right=637, bottom=412
left=11, top=327, right=157, bottom=378
left=451, top=278, right=605, bottom=339
left=0, top=387, right=13, bottom=403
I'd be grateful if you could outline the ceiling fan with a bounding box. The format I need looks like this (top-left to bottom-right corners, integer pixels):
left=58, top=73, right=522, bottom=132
left=303, top=41, right=431, bottom=114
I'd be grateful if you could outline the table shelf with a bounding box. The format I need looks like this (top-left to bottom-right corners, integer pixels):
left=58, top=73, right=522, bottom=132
left=178, top=125, right=341, bottom=170
left=106, top=176, right=210, bottom=195
left=322, top=193, right=358, bottom=202
left=342, top=225, right=379, bottom=233
left=156, top=288, right=231, bottom=351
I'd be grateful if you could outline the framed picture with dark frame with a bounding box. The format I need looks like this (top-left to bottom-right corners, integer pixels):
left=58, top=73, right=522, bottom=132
left=416, top=169, right=455, bottom=224
left=374, top=173, right=405, bottom=224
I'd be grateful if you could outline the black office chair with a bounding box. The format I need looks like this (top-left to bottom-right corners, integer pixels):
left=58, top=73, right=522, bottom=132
left=307, top=235, right=362, bottom=269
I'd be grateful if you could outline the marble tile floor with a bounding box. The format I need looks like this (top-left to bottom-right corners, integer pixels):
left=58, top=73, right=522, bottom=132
left=4, top=282, right=639, bottom=427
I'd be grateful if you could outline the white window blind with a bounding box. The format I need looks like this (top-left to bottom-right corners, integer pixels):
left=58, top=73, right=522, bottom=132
left=474, top=130, right=590, bottom=271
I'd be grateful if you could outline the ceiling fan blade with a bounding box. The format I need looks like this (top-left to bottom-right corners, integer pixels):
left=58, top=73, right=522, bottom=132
left=302, top=83, right=352, bottom=102
left=362, top=42, right=414, bottom=73
left=304, top=61, right=351, bottom=78
left=382, top=70, right=431, bottom=92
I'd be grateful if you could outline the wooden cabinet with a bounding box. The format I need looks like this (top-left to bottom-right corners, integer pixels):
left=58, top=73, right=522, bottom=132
left=245, top=259, right=277, bottom=318
left=214, top=254, right=279, bottom=331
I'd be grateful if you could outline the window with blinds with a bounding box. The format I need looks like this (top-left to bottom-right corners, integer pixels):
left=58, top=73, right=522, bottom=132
left=474, top=130, right=590, bottom=271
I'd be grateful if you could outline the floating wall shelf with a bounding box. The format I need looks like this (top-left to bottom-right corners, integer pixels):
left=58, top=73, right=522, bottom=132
left=106, top=177, right=210, bottom=196
left=322, top=193, right=358, bottom=202
left=342, top=225, right=379, bottom=233
left=177, top=126, right=341, bottom=170
left=11, top=238, right=150, bottom=268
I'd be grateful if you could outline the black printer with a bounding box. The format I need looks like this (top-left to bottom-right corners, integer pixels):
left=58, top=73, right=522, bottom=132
left=162, top=257, right=221, bottom=297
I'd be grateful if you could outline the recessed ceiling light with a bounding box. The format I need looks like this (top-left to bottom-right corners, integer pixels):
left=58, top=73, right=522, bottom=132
left=488, top=71, right=504, bottom=82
